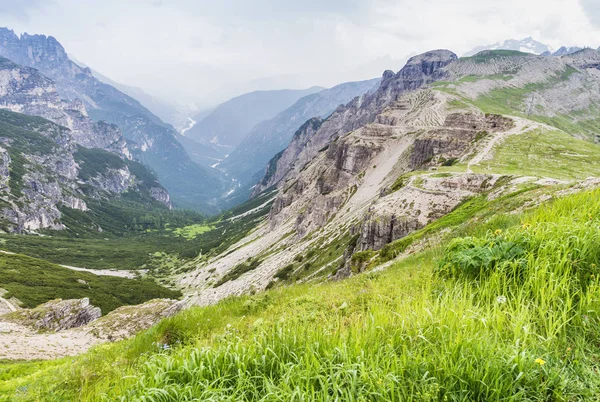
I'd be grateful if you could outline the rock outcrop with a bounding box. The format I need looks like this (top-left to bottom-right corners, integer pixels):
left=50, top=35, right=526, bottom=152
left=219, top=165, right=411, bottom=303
left=5, top=298, right=101, bottom=332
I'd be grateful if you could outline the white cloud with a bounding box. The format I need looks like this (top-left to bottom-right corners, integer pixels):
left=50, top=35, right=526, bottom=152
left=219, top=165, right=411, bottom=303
left=1, top=0, right=599, bottom=107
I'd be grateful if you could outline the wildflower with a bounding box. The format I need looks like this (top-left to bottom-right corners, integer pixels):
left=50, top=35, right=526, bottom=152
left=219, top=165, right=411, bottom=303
left=496, top=295, right=507, bottom=304
left=521, top=223, right=531, bottom=229
left=589, top=214, right=594, bottom=221
left=567, top=347, right=572, bottom=352
left=494, top=229, right=502, bottom=236
left=534, top=358, right=546, bottom=366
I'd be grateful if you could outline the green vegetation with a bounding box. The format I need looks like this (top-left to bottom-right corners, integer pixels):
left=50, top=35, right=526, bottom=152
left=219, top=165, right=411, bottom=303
left=171, top=224, right=214, bottom=239
left=470, top=128, right=600, bottom=179
left=464, top=49, right=533, bottom=63
left=3, top=188, right=600, bottom=400
left=214, top=257, right=262, bottom=287
left=0, top=253, right=180, bottom=314
left=0, top=190, right=274, bottom=272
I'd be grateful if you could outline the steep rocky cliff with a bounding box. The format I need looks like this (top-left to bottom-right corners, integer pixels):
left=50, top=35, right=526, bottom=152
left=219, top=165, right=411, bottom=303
left=0, top=28, right=223, bottom=212
left=0, top=56, right=129, bottom=156
left=0, top=109, right=169, bottom=232
left=254, top=51, right=458, bottom=197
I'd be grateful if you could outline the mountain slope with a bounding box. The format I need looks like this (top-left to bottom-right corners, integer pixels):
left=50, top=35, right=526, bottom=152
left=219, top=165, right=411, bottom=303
left=217, top=78, right=381, bottom=201
left=0, top=28, right=224, bottom=212
left=171, top=49, right=600, bottom=306
left=0, top=109, right=170, bottom=232
left=0, top=56, right=129, bottom=157
left=183, top=87, right=323, bottom=161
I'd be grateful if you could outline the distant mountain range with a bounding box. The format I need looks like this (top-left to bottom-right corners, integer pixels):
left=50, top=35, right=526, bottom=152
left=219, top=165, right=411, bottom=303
left=182, top=87, right=324, bottom=163
left=218, top=78, right=381, bottom=204
left=0, top=28, right=225, bottom=213
left=464, top=37, right=597, bottom=57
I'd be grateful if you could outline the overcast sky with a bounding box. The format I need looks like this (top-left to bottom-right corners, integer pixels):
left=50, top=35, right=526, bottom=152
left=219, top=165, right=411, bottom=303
left=2, top=0, right=600, bottom=109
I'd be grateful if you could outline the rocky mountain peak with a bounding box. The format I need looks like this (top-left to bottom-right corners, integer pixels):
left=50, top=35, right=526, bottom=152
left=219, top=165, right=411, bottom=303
left=397, top=49, right=457, bottom=83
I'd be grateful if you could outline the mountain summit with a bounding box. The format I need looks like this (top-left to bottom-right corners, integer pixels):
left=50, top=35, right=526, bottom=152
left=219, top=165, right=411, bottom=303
left=0, top=28, right=224, bottom=213
left=464, top=37, right=553, bottom=56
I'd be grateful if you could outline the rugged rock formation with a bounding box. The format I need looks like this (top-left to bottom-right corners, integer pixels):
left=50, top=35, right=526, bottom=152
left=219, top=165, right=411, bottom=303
left=0, top=56, right=129, bottom=156
left=256, top=50, right=458, bottom=196
left=0, top=28, right=224, bottom=212
left=410, top=113, right=514, bottom=168
left=0, top=109, right=170, bottom=232
left=4, top=298, right=101, bottom=332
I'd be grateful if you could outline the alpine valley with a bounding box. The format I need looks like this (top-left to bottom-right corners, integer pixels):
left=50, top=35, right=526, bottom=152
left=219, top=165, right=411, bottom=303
left=1, top=21, right=600, bottom=402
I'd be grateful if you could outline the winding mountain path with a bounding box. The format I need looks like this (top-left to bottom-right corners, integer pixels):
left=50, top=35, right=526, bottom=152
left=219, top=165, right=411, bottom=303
left=467, top=117, right=531, bottom=172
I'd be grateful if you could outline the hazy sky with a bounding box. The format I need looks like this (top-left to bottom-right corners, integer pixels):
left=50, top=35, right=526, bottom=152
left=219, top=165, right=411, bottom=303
left=2, top=0, right=600, bottom=108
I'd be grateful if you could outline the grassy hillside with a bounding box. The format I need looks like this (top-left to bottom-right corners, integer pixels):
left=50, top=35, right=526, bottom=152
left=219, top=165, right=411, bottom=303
left=0, top=253, right=180, bottom=314
left=2, top=186, right=600, bottom=400
left=0, top=190, right=274, bottom=271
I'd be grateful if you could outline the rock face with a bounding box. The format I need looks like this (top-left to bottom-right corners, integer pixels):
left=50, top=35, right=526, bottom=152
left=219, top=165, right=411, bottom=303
left=256, top=50, right=457, bottom=196
left=6, top=298, right=102, bottom=332
left=0, top=108, right=169, bottom=232
left=0, top=56, right=130, bottom=157
left=409, top=113, right=514, bottom=168
left=218, top=78, right=381, bottom=202
left=0, top=28, right=223, bottom=212
left=356, top=173, right=499, bottom=251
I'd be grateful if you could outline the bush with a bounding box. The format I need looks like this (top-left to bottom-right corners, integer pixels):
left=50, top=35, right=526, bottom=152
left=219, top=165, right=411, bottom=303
left=274, top=264, right=295, bottom=281
left=436, top=233, right=528, bottom=279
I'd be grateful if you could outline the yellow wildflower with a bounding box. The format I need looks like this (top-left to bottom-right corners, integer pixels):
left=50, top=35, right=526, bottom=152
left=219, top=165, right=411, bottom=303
left=521, top=223, right=531, bottom=229
left=534, top=358, right=546, bottom=366
left=494, top=229, right=502, bottom=236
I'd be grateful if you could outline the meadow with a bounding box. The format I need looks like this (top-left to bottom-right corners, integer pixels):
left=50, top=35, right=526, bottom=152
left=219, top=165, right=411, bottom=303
left=1, top=187, right=599, bottom=400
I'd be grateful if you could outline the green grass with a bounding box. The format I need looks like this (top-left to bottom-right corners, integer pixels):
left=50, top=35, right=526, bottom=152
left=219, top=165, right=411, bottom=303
left=470, top=128, right=600, bottom=179
left=171, top=224, right=214, bottom=239
left=5, top=185, right=600, bottom=400
left=463, top=49, right=533, bottom=63
left=0, top=253, right=180, bottom=314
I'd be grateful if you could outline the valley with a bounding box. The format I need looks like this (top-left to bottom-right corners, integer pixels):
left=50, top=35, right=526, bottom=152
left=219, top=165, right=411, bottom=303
left=0, top=12, right=599, bottom=400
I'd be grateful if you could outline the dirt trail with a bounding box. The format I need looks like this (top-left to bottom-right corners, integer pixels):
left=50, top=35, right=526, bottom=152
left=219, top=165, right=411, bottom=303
left=467, top=117, right=531, bottom=172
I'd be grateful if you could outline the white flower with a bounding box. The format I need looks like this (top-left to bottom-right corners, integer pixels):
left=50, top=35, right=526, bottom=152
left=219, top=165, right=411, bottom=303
left=496, top=295, right=507, bottom=304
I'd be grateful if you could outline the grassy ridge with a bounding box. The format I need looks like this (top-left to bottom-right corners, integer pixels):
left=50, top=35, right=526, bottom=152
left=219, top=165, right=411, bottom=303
left=0, top=253, right=180, bottom=314
left=3, top=188, right=600, bottom=400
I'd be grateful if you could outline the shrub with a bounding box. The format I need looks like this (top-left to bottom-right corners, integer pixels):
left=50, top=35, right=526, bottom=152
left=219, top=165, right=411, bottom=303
left=436, top=233, right=528, bottom=280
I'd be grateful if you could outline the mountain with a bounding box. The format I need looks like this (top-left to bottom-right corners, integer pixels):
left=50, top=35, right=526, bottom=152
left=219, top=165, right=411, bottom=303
left=7, top=45, right=600, bottom=400
left=216, top=78, right=381, bottom=203
left=67, top=54, right=185, bottom=130
left=0, top=56, right=129, bottom=157
left=87, top=68, right=183, bottom=130
left=0, top=28, right=224, bottom=213
left=464, top=37, right=552, bottom=56
left=552, top=46, right=584, bottom=56
left=0, top=108, right=170, bottom=233
left=182, top=87, right=324, bottom=162
left=169, top=48, right=600, bottom=306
